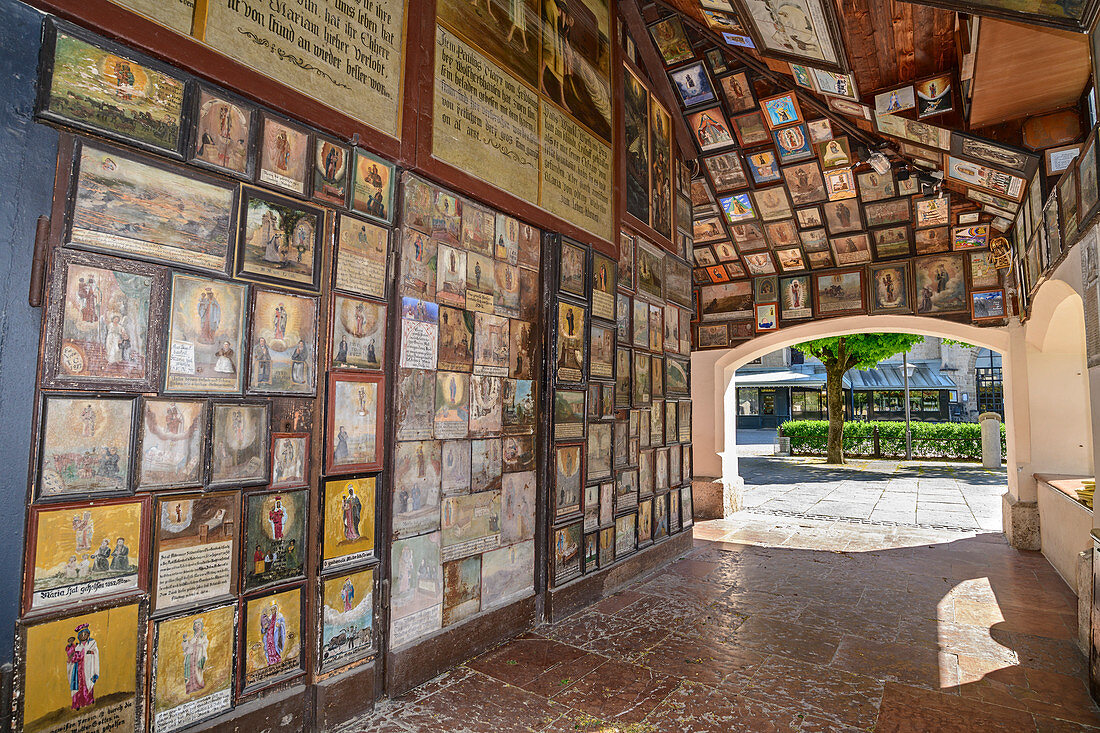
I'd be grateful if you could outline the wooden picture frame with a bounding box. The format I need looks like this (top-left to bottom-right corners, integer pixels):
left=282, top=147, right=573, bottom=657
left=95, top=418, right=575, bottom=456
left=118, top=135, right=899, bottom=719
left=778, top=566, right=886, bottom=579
left=189, top=84, right=258, bottom=180
left=813, top=268, right=866, bottom=316
left=311, top=133, right=351, bottom=208
left=239, top=583, right=307, bottom=694
left=728, top=0, right=850, bottom=73
left=151, top=490, right=240, bottom=615
left=207, top=400, right=270, bottom=489
left=971, top=288, right=1007, bottom=321
left=234, top=186, right=324, bottom=293
left=325, top=371, right=385, bottom=474
left=136, top=398, right=208, bottom=491
left=270, top=432, right=310, bottom=490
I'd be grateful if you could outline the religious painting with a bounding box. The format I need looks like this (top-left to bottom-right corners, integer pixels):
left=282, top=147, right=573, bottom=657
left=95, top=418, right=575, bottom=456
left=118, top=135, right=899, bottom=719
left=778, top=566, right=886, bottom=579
left=970, top=251, right=1001, bottom=289
left=70, top=141, right=235, bottom=275
left=637, top=499, right=653, bottom=545
left=952, top=224, right=991, bottom=251
left=462, top=203, right=496, bottom=257
left=753, top=186, right=793, bottom=221
left=624, top=70, right=650, bottom=225
left=17, top=602, right=144, bottom=733
left=614, top=512, right=636, bottom=558
left=433, top=372, right=469, bottom=441
left=648, top=16, right=693, bottom=65
left=44, top=250, right=166, bottom=392
left=615, top=347, right=632, bottom=407
left=806, top=118, right=833, bottom=144
left=697, top=323, right=728, bottom=348
left=765, top=220, right=799, bottom=248
left=945, top=156, right=1025, bottom=201
left=164, top=273, right=247, bottom=395
left=39, top=21, right=186, bottom=155
left=731, top=0, right=847, bottom=72
left=442, top=556, right=481, bottom=627
left=242, top=586, right=304, bottom=690
left=559, top=240, right=588, bottom=297
left=635, top=242, right=665, bottom=304
left=665, top=358, right=689, bottom=396
left=36, top=394, right=135, bottom=499
left=694, top=216, right=726, bottom=244
left=470, top=312, right=507, bottom=377
left=971, top=289, right=1006, bottom=320
left=235, top=188, right=323, bottom=292
left=760, top=92, right=803, bottom=129
left=247, top=289, right=318, bottom=395
left=207, top=401, right=268, bottom=488
left=699, top=280, right=753, bottom=320
left=540, top=0, right=612, bottom=141
left=392, top=440, right=442, bottom=538
left=829, top=233, right=872, bottom=266
left=618, top=232, right=635, bottom=292
left=914, top=226, right=951, bottom=255
left=151, top=603, right=236, bottom=732
left=719, top=70, right=756, bottom=113
left=1079, top=134, right=1100, bottom=225
left=136, top=398, right=205, bottom=491
left=869, top=262, right=911, bottom=314
left=242, top=489, right=306, bottom=592
left=152, top=492, right=237, bottom=612
left=1059, top=168, right=1080, bottom=244
left=507, top=322, right=534, bottom=381
left=795, top=207, right=823, bottom=230
left=704, top=151, right=748, bottom=193
left=335, top=214, right=390, bottom=300
left=257, top=114, right=309, bottom=195
left=648, top=303, right=664, bottom=352
left=653, top=104, right=673, bottom=238
left=351, top=148, right=396, bottom=224
left=501, top=470, right=536, bottom=544
left=706, top=47, right=729, bottom=74
left=471, top=438, right=503, bottom=493
left=871, top=225, right=912, bottom=259
left=555, top=301, right=586, bottom=385
left=269, top=433, right=308, bottom=491
left=331, top=295, right=386, bottom=372
left=395, top=368, right=434, bottom=441
left=494, top=261, right=521, bottom=317
left=815, top=137, right=851, bottom=170
left=438, top=442, right=471, bottom=500
left=874, top=86, right=916, bottom=115
left=326, top=372, right=384, bottom=473
left=782, top=161, right=827, bottom=206
left=591, top=252, right=617, bottom=321
left=775, top=274, right=810, bottom=320
left=632, top=350, right=651, bottom=406
left=587, top=422, right=612, bottom=481
left=26, top=497, right=145, bottom=612
left=390, top=532, right=442, bottom=648
left=747, top=149, right=781, bottom=185
left=914, top=254, right=968, bottom=314
left=552, top=522, right=582, bottom=586
left=857, top=170, right=896, bottom=202
left=915, top=73, right=953, bottom=118
left=813, top=268, right=865, bottom=315
left=670, top=62, right=716, bottom=108
left=319, top=567, right=374, bottom=671
left=822, top=199, right=862, bottom=234
left=864, top=197, right=911, bottom=228
left=554, top=444, right=583, bottom=519
left=481, top=540, right=533, bottom=610
left=433, top=308, right=472, bottom=375
left=688, top=107, right=735, bottom=151
left=827, top=96, right=871, bottom=119
left=755, top=302, right=777, bottom=331
left=589, top=323, right=615, bottom=382
left=312, top=135, right=350, bottom=207
left=616, top=293, right=632, bottom=343
left=824, top=167, right=857, bottom=200
left=731, top=110, right=770, bottom=147
left=772, top=124, right=814, bottom=164
left=469, top=375, right=504, bottom=436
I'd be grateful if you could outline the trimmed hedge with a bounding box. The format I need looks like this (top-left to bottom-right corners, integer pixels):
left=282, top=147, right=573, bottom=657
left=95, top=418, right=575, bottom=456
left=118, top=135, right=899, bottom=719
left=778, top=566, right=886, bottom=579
left=780, top=419, right=1007, bottom=462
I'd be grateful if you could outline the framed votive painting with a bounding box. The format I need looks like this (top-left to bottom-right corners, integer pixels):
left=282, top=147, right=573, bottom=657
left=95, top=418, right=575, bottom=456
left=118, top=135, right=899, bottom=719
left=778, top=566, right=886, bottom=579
left=208, top=401, right=270, bottom=488
left=235, top=187, right=324, bottom=292
left=326, top=372, right=385, bottom=474
left=36, top=394, right=136, bottom=499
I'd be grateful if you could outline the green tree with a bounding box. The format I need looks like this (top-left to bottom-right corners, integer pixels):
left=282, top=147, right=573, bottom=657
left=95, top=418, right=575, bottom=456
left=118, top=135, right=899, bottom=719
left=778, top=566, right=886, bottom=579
left=793, top=334, right=926, bottom=464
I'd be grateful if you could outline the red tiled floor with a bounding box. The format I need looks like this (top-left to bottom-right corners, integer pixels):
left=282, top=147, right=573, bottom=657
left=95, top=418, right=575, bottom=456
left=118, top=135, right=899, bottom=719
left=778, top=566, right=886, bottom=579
left=357, top=515, right=1100, bottom=732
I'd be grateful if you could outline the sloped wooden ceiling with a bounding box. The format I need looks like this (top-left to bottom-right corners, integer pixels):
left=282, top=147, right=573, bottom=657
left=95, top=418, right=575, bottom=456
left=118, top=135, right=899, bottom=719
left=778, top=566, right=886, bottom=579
left=837, top=0, right=956, bottom=93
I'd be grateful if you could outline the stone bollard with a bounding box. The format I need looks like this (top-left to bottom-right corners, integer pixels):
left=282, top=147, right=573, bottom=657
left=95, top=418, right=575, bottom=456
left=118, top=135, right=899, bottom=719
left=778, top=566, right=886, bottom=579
left=979, top=412, right=1002, bottom=469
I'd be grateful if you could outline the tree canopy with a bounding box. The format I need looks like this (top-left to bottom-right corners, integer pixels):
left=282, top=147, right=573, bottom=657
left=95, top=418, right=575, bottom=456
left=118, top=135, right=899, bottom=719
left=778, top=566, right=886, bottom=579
left=795, top=333, right=926, bottom=372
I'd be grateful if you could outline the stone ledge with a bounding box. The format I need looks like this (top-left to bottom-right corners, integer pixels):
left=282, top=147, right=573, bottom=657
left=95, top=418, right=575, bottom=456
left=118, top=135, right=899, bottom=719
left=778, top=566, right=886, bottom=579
left=1003, top=492, right=1040, bottom=551
left=693, top=477, right=744, bottom=519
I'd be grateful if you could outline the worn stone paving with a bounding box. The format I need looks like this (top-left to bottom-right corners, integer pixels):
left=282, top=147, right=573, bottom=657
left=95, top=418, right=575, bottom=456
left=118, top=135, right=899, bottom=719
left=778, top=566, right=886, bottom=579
left=355, top=512, right=1097, bottom=732
left=740, top=456, right=1006, bottom=532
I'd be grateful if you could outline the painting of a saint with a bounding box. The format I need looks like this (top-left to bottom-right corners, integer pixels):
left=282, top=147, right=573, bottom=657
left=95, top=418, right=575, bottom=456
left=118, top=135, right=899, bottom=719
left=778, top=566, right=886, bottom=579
left=236, top=190, right=323, bottom=291
left=192, top=88, right=252, bottom=176
left=321, top=568, right=374, bottom=669
left=152, top=604, right=235, bottom=732
left=244, top=587, right=302, bottom=688
left=244, top=490, right=306, bottom=591
left=322, top=476, right=376, bottom=570
left=327, top=373, right=383, bottom=473
left=209, top=402, right=269, bottom=486
left=37, top=395, right=135, bottom=498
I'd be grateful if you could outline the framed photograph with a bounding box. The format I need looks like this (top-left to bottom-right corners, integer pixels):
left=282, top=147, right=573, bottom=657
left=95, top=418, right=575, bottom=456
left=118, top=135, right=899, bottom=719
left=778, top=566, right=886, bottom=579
left=15, top=601, right=146, bottom=733
left=784, top=162, right=828, bottom=206
left=248, top=289, right=320, bottom=396
left=874, top=86, right=916, bottom=115
left=235, top=187, right=324, bottom=292
left=760, top=92, right=803, bottom=129
left=730, top=0, right=848, bottom=73
left=152, top=491, right=239, bottom=612
left=772, top=124, right=815, bottom=164
left=332, top=294, right=386, bottom=371
left=864, top=197, right=911, bottom=227
left=779, top=275, right=812, bottom=319
left=36, top=393, right=136, bottom=500
left=1046, top=143, right=1082, bottom=175
left=350, top=147, right=396, bottom=224
left=746, top=149, right=782, bottom=185
left=334, top=214, right=390, bottom=300
left=754, top=302, right=777, bottom=332
left=868, top=262, right=911, bottom=314
left=137, top=398, right=207, bottom=491
left=38, top=19, right=188, bottom=156
left=25, top=496, right=147, bottom=613
left=257, top=113, right=310, bottom=195
left=687, top=107, right=736, bottom=151
left=190, top=85, right=257, bottom=178
left=971, top=288, right=1007, bottom=320
left=326, top=371, right=385, bottom=473
left=43, top=249, right=167, bottom=392
left=914, top=73, right=953, bottom=118
left=813, top=268, right=865, bottom=316
left=718, top=70, right=756, bottom=113
left=914, top=253, right=968, bottom=314
left=669, top=62, right=716, bottom=108
left=321, top=474, right=376, bottom=570
left=730, top=110, right=770, bottom=147
left=812, top=69, right=857, bottom=100
left=208, top=401, right=269, bottom=488
left=871, top=225, right=912, bottom=259
left=319, top=567, right=375, bottom=670
left=241, top=585, right=305, bottom=691
left=312, top=135, right=350, bottom=207
left=559, top=239, right=588, bottom=297
left=68, top=140, right=235, bottom=276
left=648, top=16, right=694, bottom=65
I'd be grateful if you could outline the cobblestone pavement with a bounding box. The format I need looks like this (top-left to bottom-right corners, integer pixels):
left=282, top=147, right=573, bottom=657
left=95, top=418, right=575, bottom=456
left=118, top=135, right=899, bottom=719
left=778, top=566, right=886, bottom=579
left=354, top=512, right=1096, bottom=732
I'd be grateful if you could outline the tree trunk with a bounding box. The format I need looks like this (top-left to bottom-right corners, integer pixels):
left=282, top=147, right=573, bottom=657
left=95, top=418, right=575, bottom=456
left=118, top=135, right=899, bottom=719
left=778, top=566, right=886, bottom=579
left=825, top=360, right=846, bottom=464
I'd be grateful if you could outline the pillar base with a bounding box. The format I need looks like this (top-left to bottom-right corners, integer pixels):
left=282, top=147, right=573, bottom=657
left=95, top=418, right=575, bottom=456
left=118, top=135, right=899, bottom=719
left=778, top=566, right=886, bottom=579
left=692, top=476, right=744, bottom=519
left=1003, top=492, right=1040, bottom=550
left=1079, top=550, right=1093, bottom=654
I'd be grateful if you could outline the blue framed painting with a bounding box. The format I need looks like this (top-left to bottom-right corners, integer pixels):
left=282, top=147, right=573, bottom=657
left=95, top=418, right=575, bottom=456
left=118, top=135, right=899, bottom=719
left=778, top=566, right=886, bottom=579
left=669, top=62, right=716, bottom=109
left=719, top=193, right=756, bottom=224
left=760, top=92, right=803, bottom=130
left=772, top=124, right=814, bottom=164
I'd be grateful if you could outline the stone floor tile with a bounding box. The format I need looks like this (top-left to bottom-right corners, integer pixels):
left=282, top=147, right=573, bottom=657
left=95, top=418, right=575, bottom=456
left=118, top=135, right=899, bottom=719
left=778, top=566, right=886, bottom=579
left=552, top=658, right=679, bottom=723
left=830, top=634, right=960, bottom=689
left=875, top=682, right=1037, bottom=732
left=740, top=654, right=885, bottom=729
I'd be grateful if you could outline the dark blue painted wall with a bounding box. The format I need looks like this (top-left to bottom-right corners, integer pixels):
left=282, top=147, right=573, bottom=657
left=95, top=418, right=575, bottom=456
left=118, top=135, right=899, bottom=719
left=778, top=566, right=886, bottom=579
left=0, top=0, right=56, bottom=665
